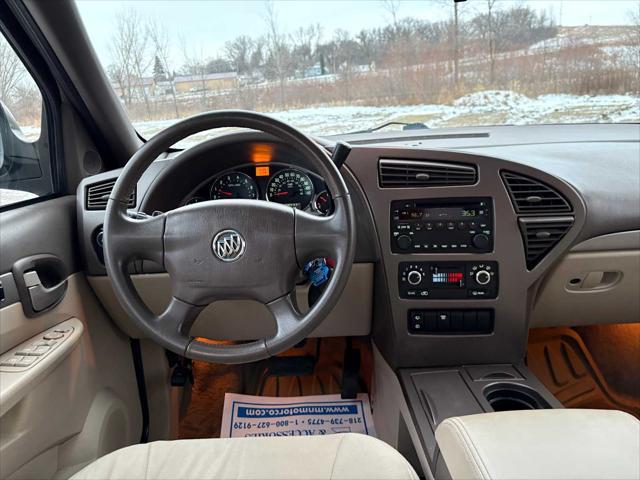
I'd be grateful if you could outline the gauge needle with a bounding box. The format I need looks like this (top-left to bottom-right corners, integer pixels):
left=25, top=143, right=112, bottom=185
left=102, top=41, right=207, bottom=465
left=218, top=190, right=233, bottom=197
left=274, top=191, right=289, bottom=197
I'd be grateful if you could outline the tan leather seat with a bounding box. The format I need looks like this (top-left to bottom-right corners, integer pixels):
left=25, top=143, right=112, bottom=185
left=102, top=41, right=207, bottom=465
left=435, top=409, right=640, bottom=480
left=71, top=433, right=418, bottom=480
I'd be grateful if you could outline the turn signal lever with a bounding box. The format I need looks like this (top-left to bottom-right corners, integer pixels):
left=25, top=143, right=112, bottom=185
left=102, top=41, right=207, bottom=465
left=331, top=141, right=351, bottom=170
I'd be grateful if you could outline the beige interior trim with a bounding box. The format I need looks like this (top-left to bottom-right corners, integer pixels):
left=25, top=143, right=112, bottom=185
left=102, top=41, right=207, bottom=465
left=0, top=274, right=142, bottom=479
left=531, top=250, right=640, bottom=327
left=87, top=262, right=374, bottom=340
left=435, top=409, right=640, bottom=480
left=570, top=230, right=640, bottom=252
left=0, top=318, right=83, bottom=417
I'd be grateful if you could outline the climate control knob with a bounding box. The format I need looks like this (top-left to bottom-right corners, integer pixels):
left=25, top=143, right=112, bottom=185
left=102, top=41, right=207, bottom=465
left=396, top=235, right=413, bottom=250
left=407, top=270, right=423, bottom=286
left=475, top=270, right=491, bottom=285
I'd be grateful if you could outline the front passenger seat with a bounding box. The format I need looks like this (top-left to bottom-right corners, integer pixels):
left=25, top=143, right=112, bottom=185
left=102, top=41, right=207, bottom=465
left=71, top=433, right=419, bottom=480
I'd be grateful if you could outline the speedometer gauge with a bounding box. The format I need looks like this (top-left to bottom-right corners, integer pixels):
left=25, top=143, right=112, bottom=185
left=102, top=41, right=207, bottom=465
left=210, top=172, right=258, bottom=200
left=266, top=169, right=314, bottom=209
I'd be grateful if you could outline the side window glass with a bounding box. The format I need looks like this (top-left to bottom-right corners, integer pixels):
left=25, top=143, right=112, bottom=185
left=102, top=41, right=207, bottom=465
left=0, top=31, right=54, bottom=208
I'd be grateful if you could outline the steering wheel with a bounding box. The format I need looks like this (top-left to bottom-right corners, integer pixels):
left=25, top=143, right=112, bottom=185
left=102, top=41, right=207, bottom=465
left=103, top=111, right=355, bottom=364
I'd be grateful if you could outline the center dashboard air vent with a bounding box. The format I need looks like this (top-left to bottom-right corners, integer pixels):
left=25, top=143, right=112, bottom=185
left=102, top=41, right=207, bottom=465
left=501, top=171, right=572, bottom=214
left=378, top=159, right=477, bottom=188
left=86, top=179, right=136, bottom=210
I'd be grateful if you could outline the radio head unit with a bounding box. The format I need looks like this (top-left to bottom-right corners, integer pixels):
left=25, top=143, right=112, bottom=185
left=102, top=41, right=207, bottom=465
left=391, top=197, right=493, bottom=253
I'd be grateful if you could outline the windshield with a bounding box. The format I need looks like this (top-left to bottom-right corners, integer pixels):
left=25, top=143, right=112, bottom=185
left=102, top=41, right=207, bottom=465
left=76, top=0, right=639, bottom=146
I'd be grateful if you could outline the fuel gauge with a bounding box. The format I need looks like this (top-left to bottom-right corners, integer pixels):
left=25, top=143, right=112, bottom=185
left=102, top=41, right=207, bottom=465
left=313, top=190, right=333, bottom=216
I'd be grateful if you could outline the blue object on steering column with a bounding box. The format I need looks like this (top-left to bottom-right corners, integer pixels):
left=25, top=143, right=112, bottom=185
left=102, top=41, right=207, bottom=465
left=304, top=258, right=330, bottom=287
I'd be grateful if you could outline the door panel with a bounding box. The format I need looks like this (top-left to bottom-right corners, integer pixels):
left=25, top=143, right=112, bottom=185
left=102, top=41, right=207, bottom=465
left=0, top=196, right=142, bottom=479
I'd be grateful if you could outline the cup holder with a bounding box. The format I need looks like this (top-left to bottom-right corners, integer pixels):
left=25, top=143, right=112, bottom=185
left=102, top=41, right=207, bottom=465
left=484, top=383, right=551, bottom=411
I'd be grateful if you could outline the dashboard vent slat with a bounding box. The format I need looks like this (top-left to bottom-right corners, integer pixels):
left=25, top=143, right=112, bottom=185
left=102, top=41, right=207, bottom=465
left=379, top=159, right=477, bottom=188
left=518, top=217, right=574, bottom=269
left=86, top=179, right=136, bottom=210
left=502, top=171, right=572, bottom=214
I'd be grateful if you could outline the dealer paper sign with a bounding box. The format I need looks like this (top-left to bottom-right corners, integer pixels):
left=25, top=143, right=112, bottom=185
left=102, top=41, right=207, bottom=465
left=220, top=393, right=376, bottom=438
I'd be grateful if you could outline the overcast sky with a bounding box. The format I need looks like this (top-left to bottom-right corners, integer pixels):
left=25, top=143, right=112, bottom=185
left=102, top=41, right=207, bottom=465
left=76, top=0, right=639, bottom=68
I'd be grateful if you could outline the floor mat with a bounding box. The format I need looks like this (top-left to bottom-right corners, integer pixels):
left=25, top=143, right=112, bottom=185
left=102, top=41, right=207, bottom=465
left=179, top=361, right=243, bottom=439
left=220, top=393, right=376, bottom=438
left=527, top=327, right=640, bottom=418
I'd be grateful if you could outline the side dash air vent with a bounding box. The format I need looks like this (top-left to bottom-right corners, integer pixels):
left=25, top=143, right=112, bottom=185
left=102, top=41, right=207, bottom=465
left=86, top=179, right=136, bottom=210
left=502, top=171, right=572, bottom=214
left=379, top=159, right=477, bottom=188
left=518, top=217, right=574, bottom=269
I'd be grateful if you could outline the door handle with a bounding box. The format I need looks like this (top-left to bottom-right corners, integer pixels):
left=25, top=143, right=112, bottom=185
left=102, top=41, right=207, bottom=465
left=23, top=270, right=67, bottom=312
left=12, top=254, right=68, bottom=317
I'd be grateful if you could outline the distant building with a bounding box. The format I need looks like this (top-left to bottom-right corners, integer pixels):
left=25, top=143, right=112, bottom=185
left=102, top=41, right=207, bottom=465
left=109, top=71, right=239, bottom=101
left=173, top=72, right=238, bottom=93
left=304, top=64, right=323, bottom=78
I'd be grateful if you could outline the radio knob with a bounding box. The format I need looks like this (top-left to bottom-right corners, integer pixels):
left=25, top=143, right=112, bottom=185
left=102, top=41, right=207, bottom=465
left=472, top=233, right=490, bottom=249
left=475, top=270, right=491, bottom=285
left=407, top=270, right=423, bottom=286
left=396, top=235, right=413, bottom=250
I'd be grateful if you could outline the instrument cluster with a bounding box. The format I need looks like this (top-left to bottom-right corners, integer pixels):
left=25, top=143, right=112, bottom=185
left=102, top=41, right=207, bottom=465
left=183, top=163, right=333, bottom=216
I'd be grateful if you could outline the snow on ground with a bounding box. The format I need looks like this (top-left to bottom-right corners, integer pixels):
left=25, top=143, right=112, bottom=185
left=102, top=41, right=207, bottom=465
left=133, top=90, right=640, bottom=148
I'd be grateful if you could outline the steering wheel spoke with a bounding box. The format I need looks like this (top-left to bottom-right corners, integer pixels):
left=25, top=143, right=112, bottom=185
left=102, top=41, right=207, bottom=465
left=265, top=292, right=304, bottom=354
left=158, top=296, right=204, bottom=338
left=295, top=196, right=350, bottom=266
left=105, top=208, right=165, bottom=268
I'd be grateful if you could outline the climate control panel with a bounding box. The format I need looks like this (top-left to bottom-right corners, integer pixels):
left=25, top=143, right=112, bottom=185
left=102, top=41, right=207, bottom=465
left=399, top=261, right=498, bottom=299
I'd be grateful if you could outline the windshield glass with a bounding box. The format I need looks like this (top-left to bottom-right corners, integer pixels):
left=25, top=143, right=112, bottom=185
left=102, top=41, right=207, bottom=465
left=77, top=0, right=639, bottom=146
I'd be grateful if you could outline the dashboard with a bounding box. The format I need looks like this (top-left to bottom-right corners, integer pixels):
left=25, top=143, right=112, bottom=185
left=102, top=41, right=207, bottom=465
left=76, top=124, right=640, bottom=369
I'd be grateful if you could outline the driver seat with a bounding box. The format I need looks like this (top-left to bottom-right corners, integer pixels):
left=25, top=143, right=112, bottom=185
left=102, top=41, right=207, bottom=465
left=70, top=433, right=419, bottom=480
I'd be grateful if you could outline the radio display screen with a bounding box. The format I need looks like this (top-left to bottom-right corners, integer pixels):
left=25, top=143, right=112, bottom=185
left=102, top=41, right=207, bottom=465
left=398, top=203, right=482, bottom=221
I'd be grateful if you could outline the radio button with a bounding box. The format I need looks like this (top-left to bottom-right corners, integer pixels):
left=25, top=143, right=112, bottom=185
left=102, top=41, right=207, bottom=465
left=446, top=222, right=456, bottom=230
left=472, top=233, right=490, bottom=249
left=457, top=221, right=467, bottom=230
left=396, top=235, right=413, bottom=250
left=435, top=222, right=445, bottom=230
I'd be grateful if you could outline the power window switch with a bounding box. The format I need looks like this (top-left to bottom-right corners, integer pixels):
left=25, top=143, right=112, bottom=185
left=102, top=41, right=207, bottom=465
left=54, top=328, right=72, bottom=334
left=43, top=332, right=64, bottom=341
left=15, top=346, right=49, bottom=356
left=32, top=341, right=57, bottom=347
left=0, top=357, right=20, bottom=367
left=15, top=356, right=38, bottom=367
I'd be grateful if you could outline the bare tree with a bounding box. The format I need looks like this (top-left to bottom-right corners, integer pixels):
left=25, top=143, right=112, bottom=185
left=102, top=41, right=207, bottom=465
left=109, top=9, right=152, bottom=117
left=224, top=36, right=255, bottom=75
left=486, top=0, right=498, bottom=85
left=382, top=0, right=401, bottom=35
left=0, top=36, right=26, bottom=104
left=148, top=18, right=180, bottom=117
left=263, top=0, right=291, bottom=107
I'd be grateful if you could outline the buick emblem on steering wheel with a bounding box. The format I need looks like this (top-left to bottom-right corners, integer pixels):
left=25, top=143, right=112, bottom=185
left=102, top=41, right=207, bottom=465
left=212, top=229, right=246, bottom=262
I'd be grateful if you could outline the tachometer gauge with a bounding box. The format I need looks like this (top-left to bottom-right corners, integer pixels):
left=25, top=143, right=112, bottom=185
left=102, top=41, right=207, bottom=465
left=313, top=190, right=333, bottom=216
left=210, top=172, right=258, bottom=200
left=266, top=169, right=314, bottom=209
